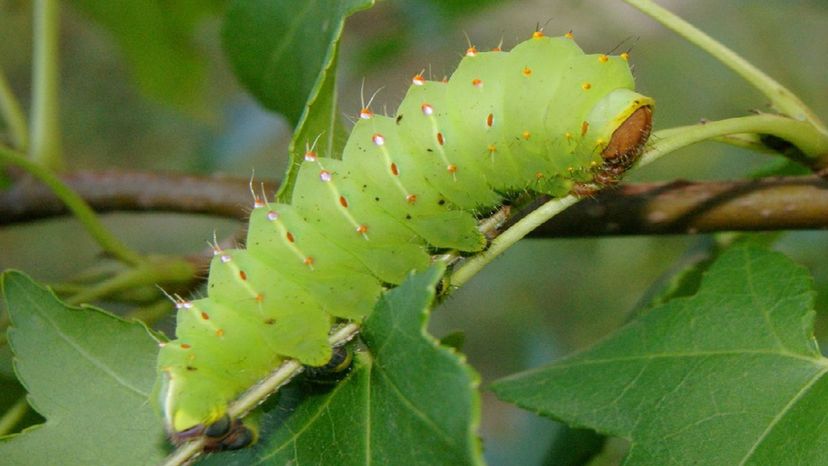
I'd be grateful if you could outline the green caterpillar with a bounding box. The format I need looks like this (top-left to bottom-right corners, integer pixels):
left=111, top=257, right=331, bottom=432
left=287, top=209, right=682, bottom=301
left=154, top=31, right=654, bottom=448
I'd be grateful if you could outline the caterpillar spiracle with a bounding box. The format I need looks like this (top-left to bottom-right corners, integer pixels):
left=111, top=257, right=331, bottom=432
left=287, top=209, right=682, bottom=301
left=154, top=31, right=654, bottom=449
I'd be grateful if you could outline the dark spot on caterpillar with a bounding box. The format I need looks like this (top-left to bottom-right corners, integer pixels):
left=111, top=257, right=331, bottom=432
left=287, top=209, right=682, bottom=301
left=438, top=199, right=446, bottom=206
left=396, top=115, right=403, bottom=124
left=406, top=214, right=412, bottom=220
left=374, top=197, right=380, bottom=202
left=186, top=366, right=197, bottom=371
left=264, top=318, right=276, bottom=325
left=427, top=148, right=433, bottom=152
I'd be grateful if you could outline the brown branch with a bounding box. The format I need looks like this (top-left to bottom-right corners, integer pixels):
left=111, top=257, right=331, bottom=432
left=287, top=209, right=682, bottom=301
left=532, top=177, right=828, bottom=236
left=2, top=169, right=827, bottom=236
left=1, top=170, right=277, bottom=223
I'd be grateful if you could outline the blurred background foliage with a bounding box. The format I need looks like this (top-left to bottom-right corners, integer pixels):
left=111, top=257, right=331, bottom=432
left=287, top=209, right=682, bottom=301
left=0, top=0, right=827, bottom=464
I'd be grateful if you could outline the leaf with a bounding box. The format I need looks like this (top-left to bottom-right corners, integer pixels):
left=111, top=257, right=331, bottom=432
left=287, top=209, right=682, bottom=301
left=67, top=0, right=224, bottom=109
left=222, top=0, right=370, bottom=125
left=491, top=244, right=828, bottom=466
left=221, top=0, right=373, bottom=201
left=198, top=265, right=484, bottom=465
left=0, top=271, right=166, bottom=465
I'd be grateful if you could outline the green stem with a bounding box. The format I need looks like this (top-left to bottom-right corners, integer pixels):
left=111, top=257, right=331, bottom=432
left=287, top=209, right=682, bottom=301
left=0, top=67, right=28, bottom=151
left=30, top=0, right=62, bottom=170
left=0, top=397, right=29, bottom=437
left=124, top=300, right=173, bottom=326
left=449, top=195, right=579, bottom=288
left=623, top=0, right=827, bottom=135
left=65, top=256, right=194, bottom=305
left=0, top=145, right=144, bottom=266
left=639, top=114, right=828, bottom=168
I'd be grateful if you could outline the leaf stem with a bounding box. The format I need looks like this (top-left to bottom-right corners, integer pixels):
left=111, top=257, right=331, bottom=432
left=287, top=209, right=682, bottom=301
left=622, top=0, right=827, bottom=135
left=30, top=0, right=62, bottom=170
left=0, top=397, right=29, bottom=437
left=449, top=195, right=579, bottom=289
left=0, top=67, right=28, bottom=151
left=639, top=114, right=828, bottom=169
left=0, top=144, right=144, bottom=266
left=160, top=323, right=361, bottom=466
left=64, top=256, right=194, bottom=305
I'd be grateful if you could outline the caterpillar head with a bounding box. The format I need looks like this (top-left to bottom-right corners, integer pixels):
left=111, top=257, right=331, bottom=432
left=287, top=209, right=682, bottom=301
left=586, top=89, right=655, bottom=187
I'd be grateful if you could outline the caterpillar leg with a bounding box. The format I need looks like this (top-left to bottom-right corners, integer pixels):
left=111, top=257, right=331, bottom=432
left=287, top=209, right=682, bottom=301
left=202, top=415, right=259, bottom=452
left=303, top=345, right=354, bottom=385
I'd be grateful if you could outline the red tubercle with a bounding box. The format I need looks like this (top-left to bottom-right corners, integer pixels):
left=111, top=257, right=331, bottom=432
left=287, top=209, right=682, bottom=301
left=286, top=232, right=295, bottom=243
left=390, top=163, right=399, bottom=176
left=436, top=132, right=445, bottom=146
left=486, top=113, right=494, bottom=127
left=200, top=311, right=210, bottom=320
left=239, top=270, right=247, bottom=281
left=339, top=195, right=349, bottom=208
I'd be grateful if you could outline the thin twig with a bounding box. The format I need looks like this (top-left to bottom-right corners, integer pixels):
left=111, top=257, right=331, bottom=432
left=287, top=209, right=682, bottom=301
left=30, top=0, right=62, bottom=169
left=0, top=146, right=145, bottom=265
left=0, top=67, right=28, bottom=151
left=0, top=397, right=29, bottom=437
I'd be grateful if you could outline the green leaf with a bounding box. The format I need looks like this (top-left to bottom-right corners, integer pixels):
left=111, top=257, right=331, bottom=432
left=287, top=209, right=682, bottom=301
left=67, top=0, right=224, bottom=109
left=221, top=0, right=373, bottom=201
left=492, top=244, right=828, bottom=465
left=222, top=0, right=370, bottom=125
left=199, top=265, right=484, bottom=465
left=0, top=271, right=166, bottom=465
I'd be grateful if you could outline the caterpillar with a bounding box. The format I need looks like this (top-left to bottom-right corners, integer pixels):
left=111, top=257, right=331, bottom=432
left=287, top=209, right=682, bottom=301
left=154, top=31, right=654, bottom=448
